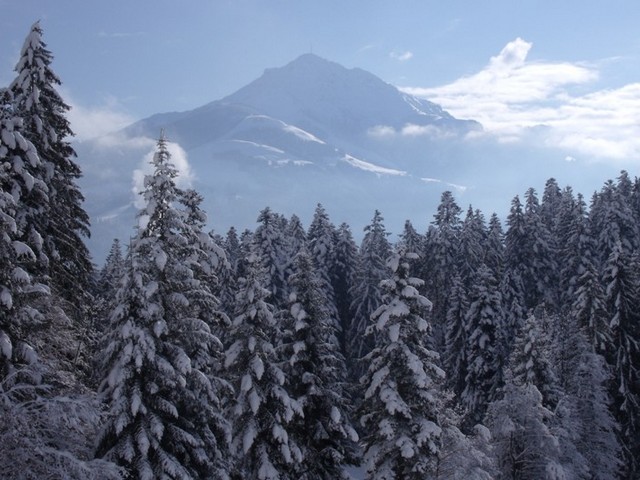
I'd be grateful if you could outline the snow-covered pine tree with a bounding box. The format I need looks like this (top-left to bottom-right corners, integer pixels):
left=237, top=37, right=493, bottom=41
left=539, top=177, right=563, bottom=237
left=399, top=219, right=424, bottom=255
left=590, top=174, right=639, bottom=268
left=565, top=208, right=611, bottom=353
left=331, top=222, right=360, bottom=369
left=443, top=274, right=469, bottom=398
left=359, top=248, right=446, bottom=479
left=487, top=380, right=565, bottom=480
left=457, top=206, right=486, bottom=291
left=601, top=240, right=640, bottom=477
left=348, top=210, right=392, bottom=382
left=9, top=21, right=92, bottom=308
left=556, top=315, right=622, bottom=479
left=285, top=214, right=307, bottom=261
left=97, top=239, right=125, bottom=299
left=434, top=412, right=496, bottom=480
left=504, top=191, right=558, bottom=312
left=499, top=266, right=527, bottom=356
left=508, top=311, right=561, bottom=411
left=306, top=204, right=340, bottom=332
left=96, top=134, right=230, bottom=479
left=461, top=264, right=504, bottom=427
left=253, top=207, right=289, bottom=309
left=0, top=91, right=48, bottom=383
left=487, top=307, right=567, bottom=480
left=523, top=188, right=559, bottom=309
left=283, top=247, right=359, bottom=479
left=1, top=86, right=121, bottom=480
left=485, top=213, right=504, bottom=280
left=220, top=226, right=242, bottom=314
left=429, top=191, right=462, bottom=348
left=225, top=253, right=303, bottom=479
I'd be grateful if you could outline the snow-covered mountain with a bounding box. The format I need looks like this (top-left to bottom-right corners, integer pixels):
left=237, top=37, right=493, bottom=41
left=124, top=53, right=478, bottom=170
left=78, top=54, right=591, bottom=262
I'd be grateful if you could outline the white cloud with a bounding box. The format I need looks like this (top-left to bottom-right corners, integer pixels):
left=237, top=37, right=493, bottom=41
left=390, top=50, right=414, bottom=62
left=401, top=38, right=640, bottom=161
left=421, top=177, right=467, bottom=193
left=63, top=91, right=135, bottom=141
left=367, top=125, right=396, bottom=138
left=366, top=123, right=454, bottom=139
left=132, top=141, right=194, bottom=209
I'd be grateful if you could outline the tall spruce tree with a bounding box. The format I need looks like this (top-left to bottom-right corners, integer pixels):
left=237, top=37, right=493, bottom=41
left=348, top=210, right=391, bottom=381
left=359, top=249, right=445, bottom=479
left=601, top=241, right=640, bottom=477
left=225, top=254, right=303, bottom=479
left=96, top=135, right=230, bottom=479
left=429, top=192, right=462, bottom=347
left=443, top=274, right=469, bottom=399
left=253, top=207, right=288, bottom=309
left=461, top=264, right=504, bottom=427
left=9, top=21, right=92, bottom=308
left=331, top=222, right=360, bottom=368
left=283, top=248, right=359, bottom=479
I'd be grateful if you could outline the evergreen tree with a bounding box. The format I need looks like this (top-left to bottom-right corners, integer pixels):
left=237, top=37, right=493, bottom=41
left=487, top=381, right=565, bottom=480
left=590, top=175, right=639, bottom=267
left=306, top=204, right=340, bottom=333
left=557, top=316, right=622, bottom=479
left=225, top=254, right=303, bottom=479
left=348, top=210, right=391, bottom=381
left=435, top=417, right=496, bottom=480
left=601, top=241, right=640, bottom=477
left=443, top=275, right=469, bottom=398
left=9, top=21, right=92, bottom=308
left=457, top=206, right=486, bottom=291
left=1, top=87, right=121, bottom=480
left=569, top=215, right=610, bottom=353
left=509, top=311, right=561, bottom=411
left=253, top=207, right=288, bottom=309
left=359, top=249, right=445, bottom=479
left=283, top=248, right=359, bottom=479
left=97, top=239, right=125, bottom=299
left=0, top=95, right=48, bottom=383
left=96, top=135, right=230, bottom=479
left=485, top=213, right=504, bottom=280
left=331, top=222, right=359, bottom=368
left=429, top=192, right=462, bottom=347
left=399, top=219, right=423, bottom=254
left=461, top=264, right=504, bottom=427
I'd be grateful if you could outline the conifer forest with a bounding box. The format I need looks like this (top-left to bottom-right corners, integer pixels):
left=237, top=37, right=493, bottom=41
left=1, top=22, right=639, bottom=480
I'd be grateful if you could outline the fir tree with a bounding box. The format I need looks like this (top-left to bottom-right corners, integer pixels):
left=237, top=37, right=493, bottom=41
left=225, top=254, right=303, bottom=479
left=461, top=264, right=504, bottom=427
left=443, top=275, right=469, bottom=398
left=348, top=210, right=391, bottom=381
left=9, top=21, right=92, bottom=309
left=485, top=213, right=504, bottom=280
left=0, top=95, right=47, bottom=383
left=359, top=249, right=445, bottom=479
left=283, top=248, right=359, bottom=479
left=331, top=222, right=360, bottom=369
left=253, top=207, right=288, bottom=309
left=429, top=191, right=462, bottom=347
left=96, top=134, right=230, bottom=479
left=601, top=241, right=640, bottom=477
left=557, top=316, right=622, bottom=479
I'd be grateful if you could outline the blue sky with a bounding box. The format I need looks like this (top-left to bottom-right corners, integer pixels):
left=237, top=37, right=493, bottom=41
left=2, top=0, right=640, bottom=161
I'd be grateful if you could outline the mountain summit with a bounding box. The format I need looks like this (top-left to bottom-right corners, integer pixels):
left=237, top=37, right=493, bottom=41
left=82, top=54, right=483, bottom=260
left=126, top=53, right=478, bottom=154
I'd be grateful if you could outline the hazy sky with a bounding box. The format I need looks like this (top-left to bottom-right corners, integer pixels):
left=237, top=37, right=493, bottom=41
left=1, top=0, right=640, bottom=161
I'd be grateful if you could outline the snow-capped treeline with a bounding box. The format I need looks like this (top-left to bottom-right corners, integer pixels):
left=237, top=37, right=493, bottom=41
left=1, top=22, right=638, bottom=480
